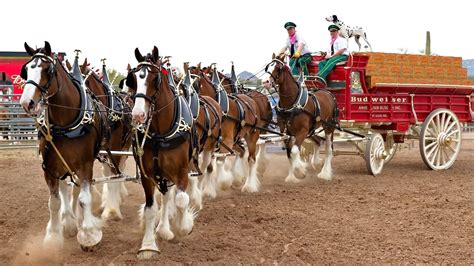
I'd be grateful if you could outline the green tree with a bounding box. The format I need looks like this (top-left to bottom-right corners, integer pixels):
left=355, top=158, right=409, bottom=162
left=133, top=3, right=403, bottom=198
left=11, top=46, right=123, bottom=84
left=106, top=69, right=125, bottom=92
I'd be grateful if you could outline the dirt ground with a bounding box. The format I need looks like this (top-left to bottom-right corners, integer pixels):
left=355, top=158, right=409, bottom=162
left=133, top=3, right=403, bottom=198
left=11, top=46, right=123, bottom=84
left=0, top=139, right=473, bottom=265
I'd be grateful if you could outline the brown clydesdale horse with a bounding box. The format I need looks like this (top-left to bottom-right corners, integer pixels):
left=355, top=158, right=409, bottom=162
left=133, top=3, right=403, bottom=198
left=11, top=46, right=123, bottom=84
left=19, top=42, right=106, bottom=250
left=265, top=53, right=338, bottom=181
left=211, top=65, right=274, bottom=178
left=76, top=58, right=133, bottom=220
left=127, top=46, right=195, bottom=259
left=178, top=63, right=222, bottom=204
left=190, top=64, right=263, bottom=193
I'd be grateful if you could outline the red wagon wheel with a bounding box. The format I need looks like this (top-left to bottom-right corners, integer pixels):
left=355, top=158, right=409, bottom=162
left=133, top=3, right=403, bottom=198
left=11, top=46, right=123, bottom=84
left=419, top=108, right=462, bottom=170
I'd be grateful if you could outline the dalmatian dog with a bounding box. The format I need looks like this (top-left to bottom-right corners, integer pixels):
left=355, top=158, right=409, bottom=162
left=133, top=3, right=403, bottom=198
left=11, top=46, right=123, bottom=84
left=325, top=15, right=372, bottom=51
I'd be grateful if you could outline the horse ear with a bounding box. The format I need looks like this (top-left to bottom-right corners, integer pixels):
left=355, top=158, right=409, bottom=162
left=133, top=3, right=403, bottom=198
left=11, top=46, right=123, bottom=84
left=81, top=58, right=88, bottom=73
left=197, top=62, right=201, bottom=71
left=24, top=42, right=36, bottom=56
left=135, top=48, right=144, bottom=62
left=127, top=63, right=131, bottom=72
left=152, top=46, right=159, bottom=63
left=272, top=53, right=276, bottom=59
left=65, top=59, right=72, bottom=71
left=44, top=41, right=52, bottom=56
left=125, top=72, right=136, bottom=89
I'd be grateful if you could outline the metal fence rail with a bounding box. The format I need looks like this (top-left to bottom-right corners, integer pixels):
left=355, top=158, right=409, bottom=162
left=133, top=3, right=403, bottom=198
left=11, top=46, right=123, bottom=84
left=0, top=89, right=37, bottom=150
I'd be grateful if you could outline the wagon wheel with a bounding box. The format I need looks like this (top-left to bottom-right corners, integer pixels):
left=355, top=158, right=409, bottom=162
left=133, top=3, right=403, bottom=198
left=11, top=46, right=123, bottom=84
left=383, top=134, right=398, bottom=164
left=419, top=108, right=462, bottom=170
left=365, top=133, right=386, bottom=176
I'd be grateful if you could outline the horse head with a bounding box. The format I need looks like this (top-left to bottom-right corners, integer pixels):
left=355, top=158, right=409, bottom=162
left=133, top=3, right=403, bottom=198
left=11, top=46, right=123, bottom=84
left=129, top=46, right=162, bottom=124
left=19, top=41, right=57, bottom=115
left=265, top=53, right=292, bottom=91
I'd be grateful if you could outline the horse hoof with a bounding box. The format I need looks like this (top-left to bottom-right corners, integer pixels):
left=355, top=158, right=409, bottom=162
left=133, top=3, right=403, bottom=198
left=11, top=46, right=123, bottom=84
left=202, top=189, right=216, bottom=199
left=63, top=224, right=78, bottom=238
left=294, top=168, right=307, bottom=179
left=102, top=208, right=123, bottom=221
left=242, top=183, right=259, bottom=193
left=157, top=227, right=175, bottom=241
left=137, top=249, right=160, bottom=260
left=285, top=175, right=301, bottom=183
left=77, top=229, right=102, bottom=250
left=317, top=173, right=332, bottom=181
left=80, top=243, right=99, bottom=252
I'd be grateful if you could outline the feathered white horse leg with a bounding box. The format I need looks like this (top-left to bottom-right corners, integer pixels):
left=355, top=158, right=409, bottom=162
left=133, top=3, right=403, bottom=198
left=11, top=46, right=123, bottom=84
left=101, top=164, right=123, bottom=221
left=199, top=150, right=216, bottom=199
left=44, top=186, right=64, bottom=248
left=216, top=157, right=232, bottom=191
left=59, top=180, right=77, bottom=238
left=137, top=198, right=159, bottom=260
left=242, top=156, right=260, bottom=193
left=232, top=148, right=248, bottom=187
left=156, top=190, right=174, bottom=241
left=187, top=174, right=202, bottom=211
left=318, top=133, right=333, bottom=180
left=311, top=141, right=322, bottom=170
left=77, top=181, right=103, bottom=251
left=256, top=144, right=268, bottom=177
left=174, top=189, right=195, bottom=237
left=291, top=145, right=307, bottom=179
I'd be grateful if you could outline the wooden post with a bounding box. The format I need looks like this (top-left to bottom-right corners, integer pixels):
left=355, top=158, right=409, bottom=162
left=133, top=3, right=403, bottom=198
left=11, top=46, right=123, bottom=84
left=425, top=31, right=431, bottom=55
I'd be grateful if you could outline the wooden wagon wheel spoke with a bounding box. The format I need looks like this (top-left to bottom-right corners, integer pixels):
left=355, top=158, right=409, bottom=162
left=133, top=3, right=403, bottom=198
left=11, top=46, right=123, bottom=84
left=420, top=108, right=462, bottom=170
left=445, top=120, right=457, bottom=134
left=440, top=112, right=446, bottom=133
left=365, top=133, right=385, bottom=176
left=425, top=141, right=437, bottom=151
left=446, top=129, right=459, bottom=138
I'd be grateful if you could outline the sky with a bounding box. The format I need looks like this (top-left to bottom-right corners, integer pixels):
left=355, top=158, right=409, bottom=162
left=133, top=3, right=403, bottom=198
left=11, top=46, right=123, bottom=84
left=3, top=0, right=473, bottom=78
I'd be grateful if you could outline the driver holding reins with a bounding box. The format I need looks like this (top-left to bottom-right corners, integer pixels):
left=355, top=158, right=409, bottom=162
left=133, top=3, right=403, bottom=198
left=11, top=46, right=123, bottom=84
left=278, top=22, right=312, bottom=77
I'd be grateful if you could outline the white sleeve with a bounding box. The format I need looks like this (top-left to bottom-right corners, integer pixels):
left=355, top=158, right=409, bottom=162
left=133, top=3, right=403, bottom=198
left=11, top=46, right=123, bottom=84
left=340, top=38, right=348, bottom=50
left=297, top=34, right=307, bottom=46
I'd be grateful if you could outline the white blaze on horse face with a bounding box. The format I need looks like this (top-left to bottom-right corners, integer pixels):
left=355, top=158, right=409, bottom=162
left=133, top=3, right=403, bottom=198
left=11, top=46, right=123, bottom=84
left=131, top=71, right=148, bottom=123
left=19, top=60, right=43, bottom=113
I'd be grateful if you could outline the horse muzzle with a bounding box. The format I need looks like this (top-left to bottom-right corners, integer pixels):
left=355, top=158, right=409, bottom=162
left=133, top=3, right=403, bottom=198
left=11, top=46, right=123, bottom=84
left=20, top=98, right=43, bottom=116
left=132, top=109, right=147, bottom=124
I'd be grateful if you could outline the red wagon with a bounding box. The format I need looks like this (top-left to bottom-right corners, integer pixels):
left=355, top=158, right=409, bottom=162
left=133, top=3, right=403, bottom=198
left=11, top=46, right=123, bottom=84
left=304, top=52, right=474, bottom=175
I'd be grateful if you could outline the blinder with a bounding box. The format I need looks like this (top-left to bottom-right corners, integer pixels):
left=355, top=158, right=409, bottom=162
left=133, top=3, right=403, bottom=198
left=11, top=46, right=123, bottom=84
left=128, top=63, right=162, bottom=104
left=125, top=72, right=136, bottom=90
left=20, top=54, right=57, bottom=95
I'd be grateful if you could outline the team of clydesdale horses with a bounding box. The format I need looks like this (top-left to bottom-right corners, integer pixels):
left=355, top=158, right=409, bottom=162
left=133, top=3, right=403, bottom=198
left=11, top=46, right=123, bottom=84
left=18, top=42, right=337, bottom=259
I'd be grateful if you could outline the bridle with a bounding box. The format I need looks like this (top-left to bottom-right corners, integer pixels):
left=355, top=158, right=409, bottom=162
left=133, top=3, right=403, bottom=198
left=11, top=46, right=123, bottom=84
left=130, top=61, right=162, bottom=105
left=21, top=53, right=60, bottom=100
left=265, top=58, right=301, bottom=98
left=265, top=58, right=286, bottom=91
